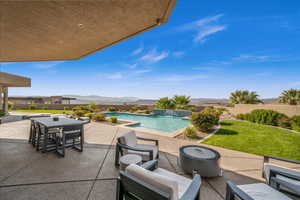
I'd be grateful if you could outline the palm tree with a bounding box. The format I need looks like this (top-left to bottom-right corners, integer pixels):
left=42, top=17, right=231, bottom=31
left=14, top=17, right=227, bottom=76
left=172, top=95, right=191, bottom=109
left=230, top=90, right=262, bottom=104
left=155, top=97, right=175, bottom=109
left=279, top=89, right=300, bottom=105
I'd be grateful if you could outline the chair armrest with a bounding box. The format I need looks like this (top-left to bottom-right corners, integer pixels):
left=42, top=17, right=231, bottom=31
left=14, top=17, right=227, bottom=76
left=271, top=177, right=300, bottom=196
left=117, top=142, right=154, bottom=159
left=264, top=155, right=300, bottom=165
left=180, top=175, right=202, bottom=200
left=225, top=181, right=254, bottom=200
left=137, top=137, right=159, bottom=146
left=270, top=169, right=300, bottom=182
left=141, top=160, right=158, bottom=171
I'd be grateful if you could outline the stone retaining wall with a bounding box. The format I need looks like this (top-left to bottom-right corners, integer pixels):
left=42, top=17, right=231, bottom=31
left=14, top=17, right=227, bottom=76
left=227, top=104, right=300, bottom=117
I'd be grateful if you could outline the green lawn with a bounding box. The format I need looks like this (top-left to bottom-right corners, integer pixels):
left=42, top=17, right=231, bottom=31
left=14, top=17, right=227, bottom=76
left=15, top=110, right=73, bottom=114
left=202, top=120, right=300, bottom=160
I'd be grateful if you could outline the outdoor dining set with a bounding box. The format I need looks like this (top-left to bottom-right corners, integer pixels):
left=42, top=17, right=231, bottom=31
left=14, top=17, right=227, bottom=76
left=114, top=131, right=300, bottom=200
left=28, top=116, right=88, bottom=157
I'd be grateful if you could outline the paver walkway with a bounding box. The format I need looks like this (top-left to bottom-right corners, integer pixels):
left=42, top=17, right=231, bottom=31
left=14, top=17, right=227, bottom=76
left=0, top=120, right=299, bottom=199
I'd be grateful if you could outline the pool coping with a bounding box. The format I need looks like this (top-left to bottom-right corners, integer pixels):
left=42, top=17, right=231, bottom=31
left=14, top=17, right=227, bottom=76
left=104, top=113, right=187, bottom=138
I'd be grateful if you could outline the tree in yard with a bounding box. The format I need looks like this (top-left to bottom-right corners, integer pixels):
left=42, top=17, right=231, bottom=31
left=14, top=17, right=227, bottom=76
left=230, top=90, right=262, bottom=104
left=279, top=89, right=300, bottom=105
left=172, top=95, right=191, bottom=109
left=155, top=97, right=175, bottom=109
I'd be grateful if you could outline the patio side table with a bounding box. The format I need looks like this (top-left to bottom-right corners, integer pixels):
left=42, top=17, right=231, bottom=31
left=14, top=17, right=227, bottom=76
left=119, top=154, right=142, bottom=171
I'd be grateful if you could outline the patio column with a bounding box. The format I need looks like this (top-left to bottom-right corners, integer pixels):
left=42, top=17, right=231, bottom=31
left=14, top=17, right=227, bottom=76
left=0, top=87, right=2, bottom=111
left=3, top=87, right=8, bottom=114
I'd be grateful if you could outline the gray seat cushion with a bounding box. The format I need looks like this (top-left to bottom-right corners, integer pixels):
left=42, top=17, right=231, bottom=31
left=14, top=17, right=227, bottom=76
left=126, top=164, right=192, bottom=200
left=119, top=131, right=137, bottom=147
left=153, top=168, right=192, bottom=198
left=237, top=183, right=292, bottom=200
left=128, top=144, right=158, bottom=161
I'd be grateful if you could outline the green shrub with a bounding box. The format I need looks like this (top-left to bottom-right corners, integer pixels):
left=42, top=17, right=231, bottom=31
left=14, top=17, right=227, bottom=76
left=291, top=115, right=300, bottom=132
left=246, top=109, right=288, bottom=126
left=109, top=116, right=118, bottom=123
left=183, top=126, right=198, bottom=139
left=278, top=117, right=292, bottom=129
left=236, top=113, right=246, bottom=120
left=191, top=112, right=217, bottom=132
left=73, top=105, right=90, bottom=112
left=202, top=107, right=222, bottom=124
left=144, top=110, right=151, bottom=114
left=28, top=104, right=37, bottom=110
left=8, top=101, right=14, bottom=110
left=73, top=110, right=87, bottom=117
left=88, top=103, right=99, bottom=112
left=107, top=107, right=118, bottom=112
left=92, top=113, right=106, bottom=121
left=131, top=105, right=141, bottom=111
left=85, top=113, right=94, bottom=119
left=0, top=110, right=5, bottom=117
left=64, top=106, right=69, bottom=111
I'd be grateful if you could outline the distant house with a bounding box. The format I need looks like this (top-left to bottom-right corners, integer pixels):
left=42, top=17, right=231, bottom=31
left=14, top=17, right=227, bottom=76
left=8, top=96, right=76, bottom=105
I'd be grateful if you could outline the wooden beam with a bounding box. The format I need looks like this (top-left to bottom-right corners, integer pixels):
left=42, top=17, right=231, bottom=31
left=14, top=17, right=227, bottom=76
left=0, top=72, right=31, bottom=87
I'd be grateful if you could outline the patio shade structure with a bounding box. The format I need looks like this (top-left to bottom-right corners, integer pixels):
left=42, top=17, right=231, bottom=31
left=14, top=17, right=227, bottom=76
left=0, top=0, right=176, bottom=62
left=0, top=72, right=31, bottom=113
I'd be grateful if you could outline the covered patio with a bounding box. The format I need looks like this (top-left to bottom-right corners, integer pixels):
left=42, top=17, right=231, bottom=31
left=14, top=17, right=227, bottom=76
left=2, top=120, right=299, bottom=200
left=0, top=72, right=31, bottom=114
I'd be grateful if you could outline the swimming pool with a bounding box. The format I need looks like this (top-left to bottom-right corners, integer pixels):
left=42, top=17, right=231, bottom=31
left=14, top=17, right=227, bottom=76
left=105, top=112, right=191, bottom=133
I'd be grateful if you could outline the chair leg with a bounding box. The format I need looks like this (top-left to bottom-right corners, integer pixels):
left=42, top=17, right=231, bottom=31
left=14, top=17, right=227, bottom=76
left=225, top=184, right=234, bottom=200
left=115, top=145, right=120, bottom=166
left=62, top=134, right=66, bottom=157
left=36, top=131, right=41, bottom=151
left=116, top=178, right=125, bottom=200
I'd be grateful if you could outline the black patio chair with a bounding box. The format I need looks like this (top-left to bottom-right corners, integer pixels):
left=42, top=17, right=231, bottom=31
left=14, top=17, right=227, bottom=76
left=116, top=160, right=202, bottom=200
left=115, top=131, right=159, bottom=166
left=56, top=124, right=83, bottom=157
left=35, top=123, right=60, bottom=152
left=263, top=155, right=300, bottom=198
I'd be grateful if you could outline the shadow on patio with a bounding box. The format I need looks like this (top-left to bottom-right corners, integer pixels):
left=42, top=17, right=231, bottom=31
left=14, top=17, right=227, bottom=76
left=0, top=120, right=285, bottom=200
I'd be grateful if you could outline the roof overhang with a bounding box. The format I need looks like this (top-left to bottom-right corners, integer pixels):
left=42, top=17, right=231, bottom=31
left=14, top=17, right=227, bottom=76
left=0, top=0, right=176, bottom=62
left=0, top=72, right=31, bottom=87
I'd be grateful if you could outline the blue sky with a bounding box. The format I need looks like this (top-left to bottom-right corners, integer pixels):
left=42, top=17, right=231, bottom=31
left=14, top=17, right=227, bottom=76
left=2, top=0, right=300, bottom=99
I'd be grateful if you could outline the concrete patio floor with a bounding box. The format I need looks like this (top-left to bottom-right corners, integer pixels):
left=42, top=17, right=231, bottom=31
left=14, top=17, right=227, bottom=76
left=1, top=120, right=299, bottom=199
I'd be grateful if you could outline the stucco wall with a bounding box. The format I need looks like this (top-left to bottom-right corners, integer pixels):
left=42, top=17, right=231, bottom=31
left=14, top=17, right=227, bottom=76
left=228, top=104, right=300, bottom=117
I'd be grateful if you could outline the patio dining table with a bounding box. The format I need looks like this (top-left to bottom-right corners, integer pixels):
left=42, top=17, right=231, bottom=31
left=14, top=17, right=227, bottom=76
left=30, top=117, right=86, bottom=154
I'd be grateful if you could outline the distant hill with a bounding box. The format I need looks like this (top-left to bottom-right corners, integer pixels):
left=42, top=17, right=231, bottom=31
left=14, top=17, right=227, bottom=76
left=65, top=95, right=230, bottom=105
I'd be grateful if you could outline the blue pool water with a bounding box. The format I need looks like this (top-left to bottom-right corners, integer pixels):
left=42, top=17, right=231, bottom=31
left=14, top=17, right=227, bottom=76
left=105, top=112, right=191, bottom=133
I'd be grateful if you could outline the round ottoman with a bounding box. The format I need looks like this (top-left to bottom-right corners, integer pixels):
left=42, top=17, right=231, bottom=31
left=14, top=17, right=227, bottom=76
left=179, top=145, right=222, bottom=177
left=119, top=154, right=142, bottom=171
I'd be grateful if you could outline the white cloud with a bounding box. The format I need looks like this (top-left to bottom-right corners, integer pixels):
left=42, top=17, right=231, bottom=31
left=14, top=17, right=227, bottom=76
left=179, top=14, right=226, bottom=43
left=132, top=47, right=143, bottom=55
left=196, top=14, right=224, bottom=26
left=126, top=63, right=138, bottom=69
left=140, top=49, right=169, bottom=63
left=161, top=74, right=208, bottom=82
left=133, top=69, right=151, bottom=74
left=256, top=72, right=271, bottom=77
left=173, top=51, right=185, bottom=58
left=194, top=25, right=226, bottom=43
left=291, top=81, right=300, bottom=86
left=234, top=54, right=270, bottom=62
left=98, top=72, right=123, bottom=79
left=34, top=61, right=64, bottom=69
